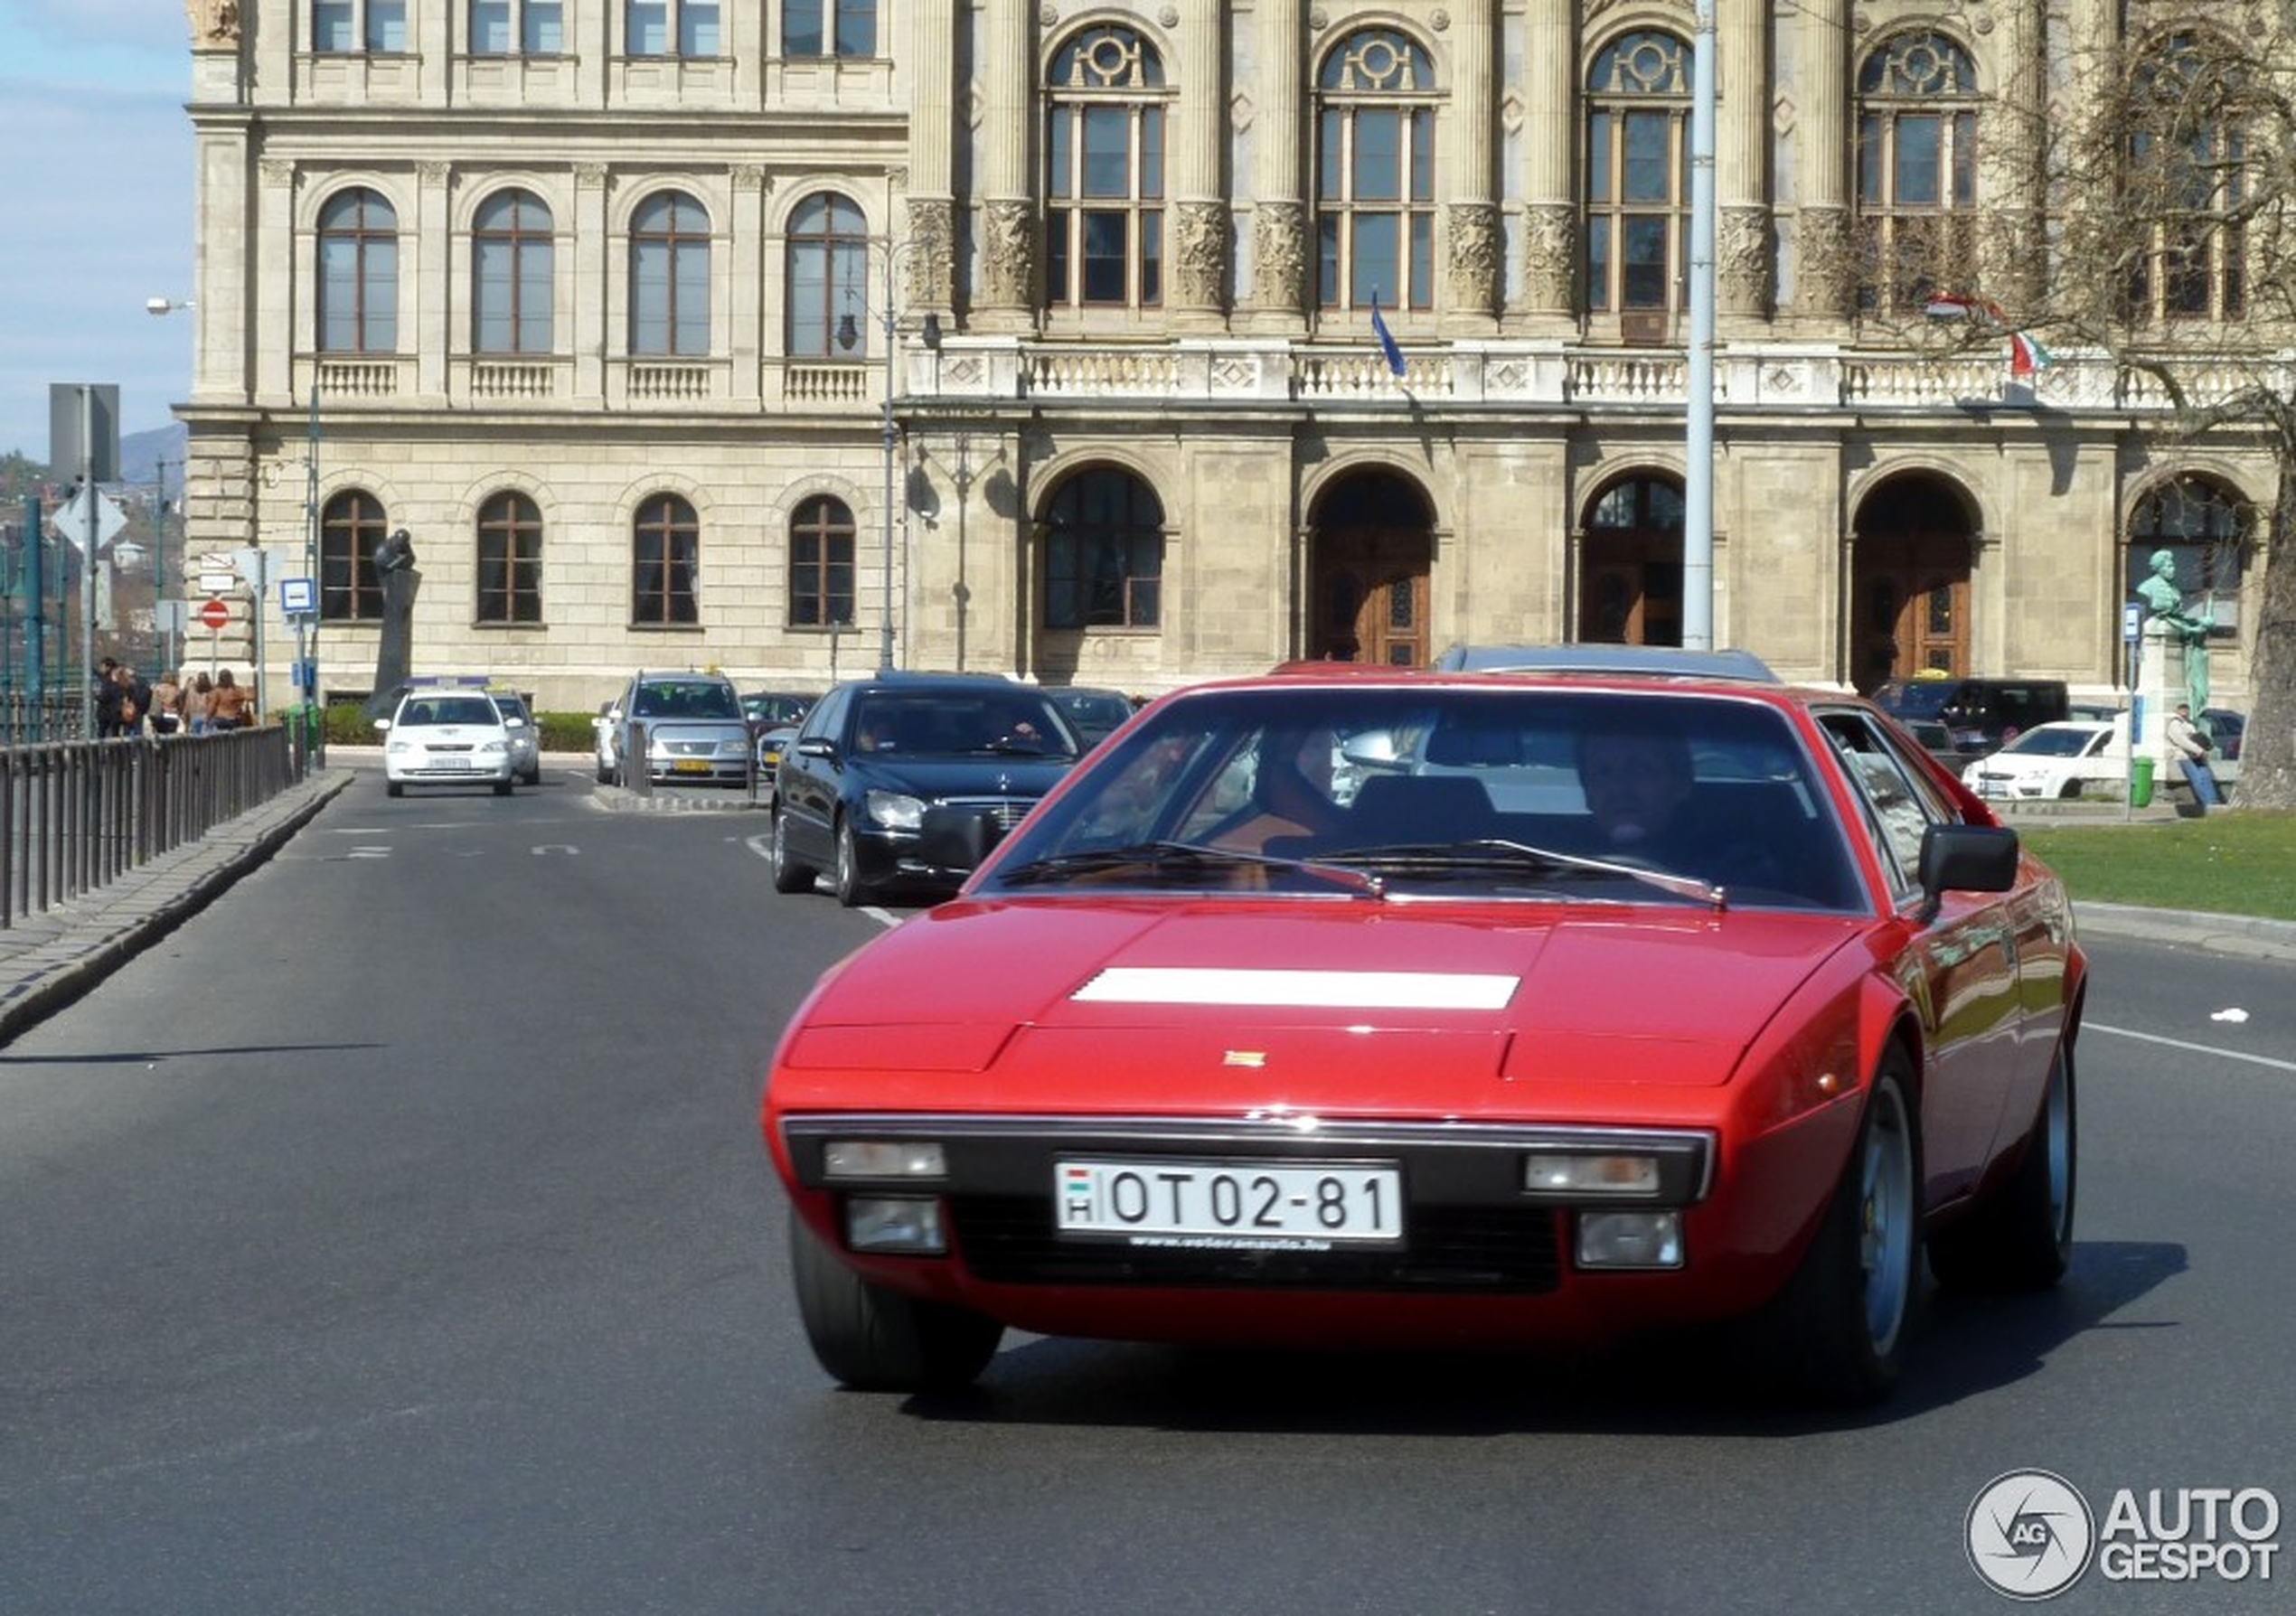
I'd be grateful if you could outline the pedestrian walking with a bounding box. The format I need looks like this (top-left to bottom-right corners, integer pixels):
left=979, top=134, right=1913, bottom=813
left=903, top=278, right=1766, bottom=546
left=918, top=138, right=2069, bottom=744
left=2166, top=702, right=2224, bottom=809
left=183, top=672, right=215, bottom=735
left=150, top=670, right=183, bottom=735
left=208, top=669, right=254, bottom=730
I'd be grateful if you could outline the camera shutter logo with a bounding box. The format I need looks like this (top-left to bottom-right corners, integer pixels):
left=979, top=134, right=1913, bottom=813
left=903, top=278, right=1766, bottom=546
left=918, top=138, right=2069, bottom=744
left=1968, top=1470, right=2096, bottom=1600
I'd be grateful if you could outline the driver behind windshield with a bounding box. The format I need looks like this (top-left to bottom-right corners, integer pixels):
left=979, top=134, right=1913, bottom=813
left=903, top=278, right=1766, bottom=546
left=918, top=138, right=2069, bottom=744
left=1576, top=716, right=1696, bottom=858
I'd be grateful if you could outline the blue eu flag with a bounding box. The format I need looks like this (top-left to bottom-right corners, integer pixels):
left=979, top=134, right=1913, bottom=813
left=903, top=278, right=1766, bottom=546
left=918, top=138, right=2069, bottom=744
left=1370, top=294, right=1407, bottom=378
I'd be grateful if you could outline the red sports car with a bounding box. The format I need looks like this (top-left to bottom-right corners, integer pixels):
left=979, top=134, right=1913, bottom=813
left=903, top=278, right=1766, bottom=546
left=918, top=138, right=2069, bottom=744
left=763, top=661, right=2084, bottom=1405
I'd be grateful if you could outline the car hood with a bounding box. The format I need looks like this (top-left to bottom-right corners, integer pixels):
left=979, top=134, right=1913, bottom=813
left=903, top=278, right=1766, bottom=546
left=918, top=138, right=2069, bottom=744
left=845, top=755, right=1077, bottom=798
left=775, top=900, right=1866, bottom=1113
left=638, top=719, right=748, bottom=741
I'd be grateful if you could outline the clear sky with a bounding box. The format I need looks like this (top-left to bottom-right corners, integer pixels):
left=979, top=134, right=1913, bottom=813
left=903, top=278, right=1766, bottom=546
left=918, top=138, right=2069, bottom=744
left=0, top=0, right=196, bottom=461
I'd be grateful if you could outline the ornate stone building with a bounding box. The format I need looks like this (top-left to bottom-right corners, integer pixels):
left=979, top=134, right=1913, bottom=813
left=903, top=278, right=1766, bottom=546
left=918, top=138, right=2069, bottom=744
left=174, top=1, right=2268, bottom=711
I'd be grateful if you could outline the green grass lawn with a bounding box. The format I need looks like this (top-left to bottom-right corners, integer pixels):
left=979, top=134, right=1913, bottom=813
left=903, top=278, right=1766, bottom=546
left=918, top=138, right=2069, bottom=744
left=2019, top=812, right=2296, bottom=922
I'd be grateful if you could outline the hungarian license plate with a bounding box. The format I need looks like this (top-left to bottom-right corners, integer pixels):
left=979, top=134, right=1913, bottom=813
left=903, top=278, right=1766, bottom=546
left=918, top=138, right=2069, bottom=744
left=429, top=756, right=472, bottom=770
left=1056, top=1158, right=1404, bottom=1244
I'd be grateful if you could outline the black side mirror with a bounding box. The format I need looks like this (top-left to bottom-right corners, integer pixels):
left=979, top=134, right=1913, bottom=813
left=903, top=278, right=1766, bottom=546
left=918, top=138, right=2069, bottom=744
left=1915, top=823, right=2019, bottom=922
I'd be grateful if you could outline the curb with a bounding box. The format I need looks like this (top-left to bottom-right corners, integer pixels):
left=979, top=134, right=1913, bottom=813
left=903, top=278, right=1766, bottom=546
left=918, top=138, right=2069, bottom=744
left=2071, top=900, right=2296, bottom=962
left=0, top=771, right=355, bottom=1044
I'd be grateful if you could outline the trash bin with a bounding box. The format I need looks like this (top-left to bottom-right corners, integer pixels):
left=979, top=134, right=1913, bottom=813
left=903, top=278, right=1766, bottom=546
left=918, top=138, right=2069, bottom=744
left=2130, top=755, right=2156, bottom=808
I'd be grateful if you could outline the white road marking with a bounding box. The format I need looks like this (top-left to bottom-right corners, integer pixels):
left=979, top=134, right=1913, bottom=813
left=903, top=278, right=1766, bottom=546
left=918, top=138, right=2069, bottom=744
left=533, top=844, right=579, bottom=856
left=2088, top=1020, right=2296, bottom=1075
left=742, top=831, right=899, bottom=926
left=346, top=848, right=391, bottom=860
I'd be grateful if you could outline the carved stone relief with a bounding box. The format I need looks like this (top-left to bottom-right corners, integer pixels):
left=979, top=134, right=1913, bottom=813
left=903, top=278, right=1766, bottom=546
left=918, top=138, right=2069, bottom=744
left=1521, top=202, right=1577, bottom=313
left=1718, top=205, right=1774, bottom=315
left=982, top=199, right=1037, bottom=308
left=908, top=198, right=959, bottom=312
left=1173, top=201, right=1233, bottom=311
left=1253, top=201, right=1308, bottom=313
left=185, top=0, right=240, bottom=45
left=1797, top=205, right=1858, bottom=319
left=1447, top=202, right=1502, bottom=316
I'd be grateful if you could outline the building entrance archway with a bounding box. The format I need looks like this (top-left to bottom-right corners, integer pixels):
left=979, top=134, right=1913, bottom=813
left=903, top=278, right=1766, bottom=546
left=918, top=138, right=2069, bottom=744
left=1578, top=473, right=1684, bottom=645
left=1850, top=472, right=1977, bottom=693
left=1307, top=471, right=1434, bottom=664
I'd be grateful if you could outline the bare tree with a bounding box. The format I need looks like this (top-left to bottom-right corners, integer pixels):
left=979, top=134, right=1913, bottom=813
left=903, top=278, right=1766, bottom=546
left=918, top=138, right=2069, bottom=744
left=1929, top=21, right=2295, bottom=808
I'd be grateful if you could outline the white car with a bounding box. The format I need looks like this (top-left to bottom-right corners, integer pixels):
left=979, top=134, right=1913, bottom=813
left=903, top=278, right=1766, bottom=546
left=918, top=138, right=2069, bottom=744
left=491, top=691, right=541, bottom=785
left=377, top=690, right=517, bottom=797
left=1961, top=719, right=2123, bottom=800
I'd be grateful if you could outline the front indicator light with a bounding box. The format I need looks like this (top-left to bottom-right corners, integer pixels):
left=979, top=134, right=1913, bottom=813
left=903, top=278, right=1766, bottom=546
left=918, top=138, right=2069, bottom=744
left=823, top=1140, right=947, bottom=1179
left=1525, top=1152, right=1661, bottom=1196
left=845, top=1196, right=946, bottom=1254
left=1576, top=1210, right=1684, bottom=1270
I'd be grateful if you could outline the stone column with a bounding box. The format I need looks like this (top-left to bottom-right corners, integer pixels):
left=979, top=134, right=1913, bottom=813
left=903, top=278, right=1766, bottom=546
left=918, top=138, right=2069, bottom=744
left=730, top=165, right=766, bottom=402
left=905, top=0, right=958, bottom=317
left=1982, top=0, right=2047, bottom=311
left=1793, top=0, right=1854, bottom=324
left=1248, top=0, right=1308, bottom=327
left=1445, top=0, right=1501, bottom=325
left=415, top=162, right=451, bottom=400
left=975, top=0, right=1036, bottom=324
left=256, top=158, right=296, bottom=406
left=193, top=121, right=251, bottom=411
left=1170, top=0, right=1232, bottom=325
left=1718, top=0, right=1773, bottom=318
left=572, top=164, right=608, bottom=401
left=1520, top=0, right=1576, bottom=318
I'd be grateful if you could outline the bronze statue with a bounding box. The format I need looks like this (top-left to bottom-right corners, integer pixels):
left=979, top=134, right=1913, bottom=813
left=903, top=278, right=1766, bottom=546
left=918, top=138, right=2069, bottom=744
left=366, top=529, right=421, bottom=718
left=2137, top=548, right=2212, bottom=714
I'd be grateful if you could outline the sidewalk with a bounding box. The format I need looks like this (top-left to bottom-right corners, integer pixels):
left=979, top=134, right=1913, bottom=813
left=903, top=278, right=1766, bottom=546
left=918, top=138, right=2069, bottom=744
left=2, top=766, right=2290, bottom=1045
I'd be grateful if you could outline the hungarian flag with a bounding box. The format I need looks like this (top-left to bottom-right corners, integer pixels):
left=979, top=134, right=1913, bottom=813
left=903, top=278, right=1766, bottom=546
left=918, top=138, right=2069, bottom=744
left=1925, top=294, right=2053, bottom=378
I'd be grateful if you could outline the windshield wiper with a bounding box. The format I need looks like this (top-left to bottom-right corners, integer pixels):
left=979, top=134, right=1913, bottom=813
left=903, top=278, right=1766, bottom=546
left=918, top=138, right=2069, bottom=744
left=1318, top=839, right=1727, bottom=908
left=995, top=840, right=1384, bottom=897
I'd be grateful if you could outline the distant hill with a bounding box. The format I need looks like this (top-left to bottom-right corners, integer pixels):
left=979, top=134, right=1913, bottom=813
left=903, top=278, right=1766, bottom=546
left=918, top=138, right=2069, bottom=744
left=122, top=424, right=191, bottom=496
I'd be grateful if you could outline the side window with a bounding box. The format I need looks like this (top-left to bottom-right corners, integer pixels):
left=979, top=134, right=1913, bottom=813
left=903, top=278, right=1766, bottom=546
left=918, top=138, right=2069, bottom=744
left=1820, top=709, right=1953, bottom=897
left=803, top=687, right=849, bottom=744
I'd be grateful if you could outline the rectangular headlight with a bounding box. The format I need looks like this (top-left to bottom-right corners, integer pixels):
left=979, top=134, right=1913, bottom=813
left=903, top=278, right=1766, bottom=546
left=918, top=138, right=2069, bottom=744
left=1576, top=1210, right=1684, bottom=1270
left=1524, top=1152, right=1661, bottom=1196
left=845, top=1196, right=946, bottom=1254
left=823, top=1140, right=947, bottom=1180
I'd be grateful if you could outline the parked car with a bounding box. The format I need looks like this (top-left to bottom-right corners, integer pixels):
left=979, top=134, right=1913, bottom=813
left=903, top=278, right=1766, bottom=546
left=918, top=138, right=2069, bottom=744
left=769, top=672, right=1086, bottom=906
left=2201, top=707, right=2245, bottom=764
left=376, top=689, right=517, bottom=797
left=742, top=690, right=820, bottom=732
left=1961, top=719, right=2122, bottom=800
left=490, top=691, right=541, bottom=785
left=1875, top=675, right=2070, bottom=755
left=604, top=671, right=753, bottom=787
left=764, top=663, right=2083, bottom=1405
left=1046, top=686, right=1138, bottom=747
left=591, top=700, right=617, bottom=784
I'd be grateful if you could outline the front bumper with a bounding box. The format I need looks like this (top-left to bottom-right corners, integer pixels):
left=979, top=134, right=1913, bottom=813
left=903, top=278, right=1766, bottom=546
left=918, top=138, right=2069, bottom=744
left=773, top=1109, right=1854, bottom=1347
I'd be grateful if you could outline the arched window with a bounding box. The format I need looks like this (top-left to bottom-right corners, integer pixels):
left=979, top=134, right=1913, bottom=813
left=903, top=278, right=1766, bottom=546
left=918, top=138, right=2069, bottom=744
left=1045, top=468, right=1162, bottom=630
left=1315, top=29, right=1437, bottom=312
left=626, top=0, right=719, bottom=57
left=784, top=0, right=874, bottom=58
left=788, top=495, right=856, bottom=627
left=629, top=191, right=710, bottom=356
left=2127, top=477, right=2246, bottom=626
left=476, top=491, right=544, bottom=625
left=2128, top=33, right=2248, bottom=323
left=318, top=187, right=399, bottom=354
left=474, top=189, right=554, bottom=354
left=320, top=490, right=388, bottom=622
left=1857, top=33, right=1980, bottom=315
left=1586, top=32, right=1689, bottom=323
left=470, top=2, right=563, bottom=55
left=632, top=493, right=700, bottom=625
left=1044, top=25, right=1169, bottom=312
left=786, top=193, right=870, bottom=358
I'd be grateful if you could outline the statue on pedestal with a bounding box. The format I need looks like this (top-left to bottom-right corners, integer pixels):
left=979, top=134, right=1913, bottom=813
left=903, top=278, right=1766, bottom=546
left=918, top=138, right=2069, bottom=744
left=367, top=529, right=420, bottom=717
left=2137, top=548, right=2212, bottom=714
left=185, top=0, right=241, bottom=45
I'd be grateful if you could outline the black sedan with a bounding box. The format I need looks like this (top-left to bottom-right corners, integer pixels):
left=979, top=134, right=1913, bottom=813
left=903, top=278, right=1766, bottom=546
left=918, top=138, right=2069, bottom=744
left=770, top=674, right=1085, bottom=906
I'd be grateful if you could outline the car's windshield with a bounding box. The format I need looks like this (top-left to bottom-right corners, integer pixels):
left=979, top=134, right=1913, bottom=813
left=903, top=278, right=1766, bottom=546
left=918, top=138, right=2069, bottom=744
left=847, top=691, right=1081, bottom=759
left=980, top=685, right=1860, bottom=910
left=400, top=696, right=502, bottom=728
left=1874, top=681, right=1957, bottom=720
left=631, top=681, right=740, bottom=720
left=2000, top=728, right=2101, bottom=758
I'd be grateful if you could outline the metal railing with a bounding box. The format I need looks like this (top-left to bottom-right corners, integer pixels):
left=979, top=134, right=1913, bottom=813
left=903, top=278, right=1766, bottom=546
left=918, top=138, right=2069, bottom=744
left=0, top=727, right=308, bottom=929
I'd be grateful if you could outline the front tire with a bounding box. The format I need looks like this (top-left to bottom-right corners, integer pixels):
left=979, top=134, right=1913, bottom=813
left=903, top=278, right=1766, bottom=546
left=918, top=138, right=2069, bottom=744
left=770, top=812, right=816, bottom=894
left=1746, top=1055, right=1923, bottom=1407
left=1930, top=1039, right=2076, bottom=1291
left=385, top=779, right=404, bottom=799
left=833, top=817, right=871, bottom=908
left=788, top=1217, right=1003, bottom=1392
left=494, top=778, right=513, bottom=797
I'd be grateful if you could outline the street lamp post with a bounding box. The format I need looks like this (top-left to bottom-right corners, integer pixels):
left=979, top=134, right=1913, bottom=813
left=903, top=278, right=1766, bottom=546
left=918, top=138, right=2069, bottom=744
left=836, top=240, right=939, bottom=678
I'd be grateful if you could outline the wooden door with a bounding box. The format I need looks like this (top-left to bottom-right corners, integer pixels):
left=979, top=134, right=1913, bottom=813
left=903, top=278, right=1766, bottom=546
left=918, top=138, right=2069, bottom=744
left=1313, top=529, right=1431, bottom=665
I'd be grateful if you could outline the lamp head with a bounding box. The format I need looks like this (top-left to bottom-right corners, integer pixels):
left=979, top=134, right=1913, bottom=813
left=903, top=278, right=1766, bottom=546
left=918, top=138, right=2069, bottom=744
left=835, top=313, right=860, bottom=352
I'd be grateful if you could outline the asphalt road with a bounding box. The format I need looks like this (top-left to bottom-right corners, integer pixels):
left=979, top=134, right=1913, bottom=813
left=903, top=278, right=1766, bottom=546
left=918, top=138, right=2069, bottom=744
left=2, top=767, right=2291, bottom=1615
